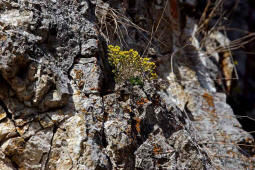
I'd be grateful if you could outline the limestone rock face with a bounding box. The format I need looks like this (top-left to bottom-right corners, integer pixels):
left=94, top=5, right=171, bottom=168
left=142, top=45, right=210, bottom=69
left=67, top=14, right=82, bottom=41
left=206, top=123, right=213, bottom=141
left=0, top=0, right=254, bottom=170
left=70, top=57, right=103, bottom=94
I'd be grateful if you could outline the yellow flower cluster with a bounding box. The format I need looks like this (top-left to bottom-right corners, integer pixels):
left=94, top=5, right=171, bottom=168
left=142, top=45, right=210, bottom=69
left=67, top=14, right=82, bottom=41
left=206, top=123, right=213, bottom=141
left=108, top=45, right=157, bottom=84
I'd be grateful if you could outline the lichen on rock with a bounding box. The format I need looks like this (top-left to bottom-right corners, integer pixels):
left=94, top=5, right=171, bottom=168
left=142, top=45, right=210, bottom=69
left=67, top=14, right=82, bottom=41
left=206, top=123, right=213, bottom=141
left=0, top=0, right=254, bottom=170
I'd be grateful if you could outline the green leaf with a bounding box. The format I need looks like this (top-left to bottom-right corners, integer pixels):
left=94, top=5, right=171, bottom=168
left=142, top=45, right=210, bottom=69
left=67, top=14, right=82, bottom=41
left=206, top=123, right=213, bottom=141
left=129, top=77, right=143, bottom=86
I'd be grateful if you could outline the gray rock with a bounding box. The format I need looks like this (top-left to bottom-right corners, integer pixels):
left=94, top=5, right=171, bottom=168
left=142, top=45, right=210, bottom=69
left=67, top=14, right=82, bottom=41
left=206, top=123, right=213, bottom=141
left=0, top=0, right=254, bottom=170
left=70, top=57, right=103, bottom=94
left=0, top=119, right=17, bottom=142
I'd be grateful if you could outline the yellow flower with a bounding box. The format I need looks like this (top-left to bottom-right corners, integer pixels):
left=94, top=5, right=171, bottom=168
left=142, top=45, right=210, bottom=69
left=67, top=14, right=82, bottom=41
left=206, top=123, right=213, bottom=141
left=115, top=46, right=120, bottom=50
left=108, top=45, right=114, bottom=49
left=108, top=45, right=157, bottom=83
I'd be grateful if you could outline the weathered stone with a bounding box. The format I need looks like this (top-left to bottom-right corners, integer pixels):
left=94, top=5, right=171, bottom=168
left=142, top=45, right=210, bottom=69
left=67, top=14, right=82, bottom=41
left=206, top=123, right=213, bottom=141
left=21, top=121, right=42, bottom=139
left=0, top=106, right=7, bottom=121
left=13, top=128, right=53, bottom=169
left=38, top=115, right=55, bottom=129
left=39, top=89, right=69, bottom=112
left=0, top=0, right=254, bottom=169
left=46, top=110, right=72, bottom=125
left=33, top=75, right=54, bottom=105
left=77, top=138, right=111, bottom=170
left=16, top=124, right=29, bottom=136
left=46, top=115, right=85, bottom=170
left=46, top=113, right=110, bottom=169
left=1, top=137, right=25, bottom=157
left=0, top=151, right=16, bottom=170
left=102, top=85, right=185, bottom=169
left=3, top=97, right=37, bottom=118
left=81, top=39, right=98, bottom=56
left=14, top=116, right=34, bottom=127
left=0, top=9, right=33, bottom=27
left=0, top=119, right=17, bottom=142
left=135, top=130, right=176, bottom=169
left=70, top=57, right=103, bottom=94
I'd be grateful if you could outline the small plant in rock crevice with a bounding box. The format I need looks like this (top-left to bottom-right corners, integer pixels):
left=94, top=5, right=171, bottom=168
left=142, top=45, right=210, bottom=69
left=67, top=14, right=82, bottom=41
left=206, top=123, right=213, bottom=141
left=107, top=45, right=157, bottom=85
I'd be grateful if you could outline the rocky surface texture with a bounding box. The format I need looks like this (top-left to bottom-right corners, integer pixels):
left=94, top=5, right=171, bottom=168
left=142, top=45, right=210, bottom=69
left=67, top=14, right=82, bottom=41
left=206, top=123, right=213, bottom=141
left=0, top=0, right=254, bottom=169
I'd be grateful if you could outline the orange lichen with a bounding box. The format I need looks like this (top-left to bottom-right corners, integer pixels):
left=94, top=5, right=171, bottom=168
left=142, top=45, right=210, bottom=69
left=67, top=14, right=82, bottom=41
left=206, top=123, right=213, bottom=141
left=0, top=34, right=7, bottom=41
left=96, top=115, right=103, bottom=122
left=90, top=87, right=100, bottom=91
left=133, top=117, right=141, bottom=134
left=0, top=112, right=6, bottom=120
left=136, top=97, right=149, bottom=105
left=75, top=90, right=81, bottom=95
left=202, top=92, right=217, bottom=118
left=123, top=106, right=132, bottom=113
left=202, top=92, right=215, bottom=108
left=74, top=69, right=84, bottom=79
left=81, top=108, right=88, bottom=114
left=77, top=80, right=84, bottom=88
left=153, top=144, right=163, bottom=155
